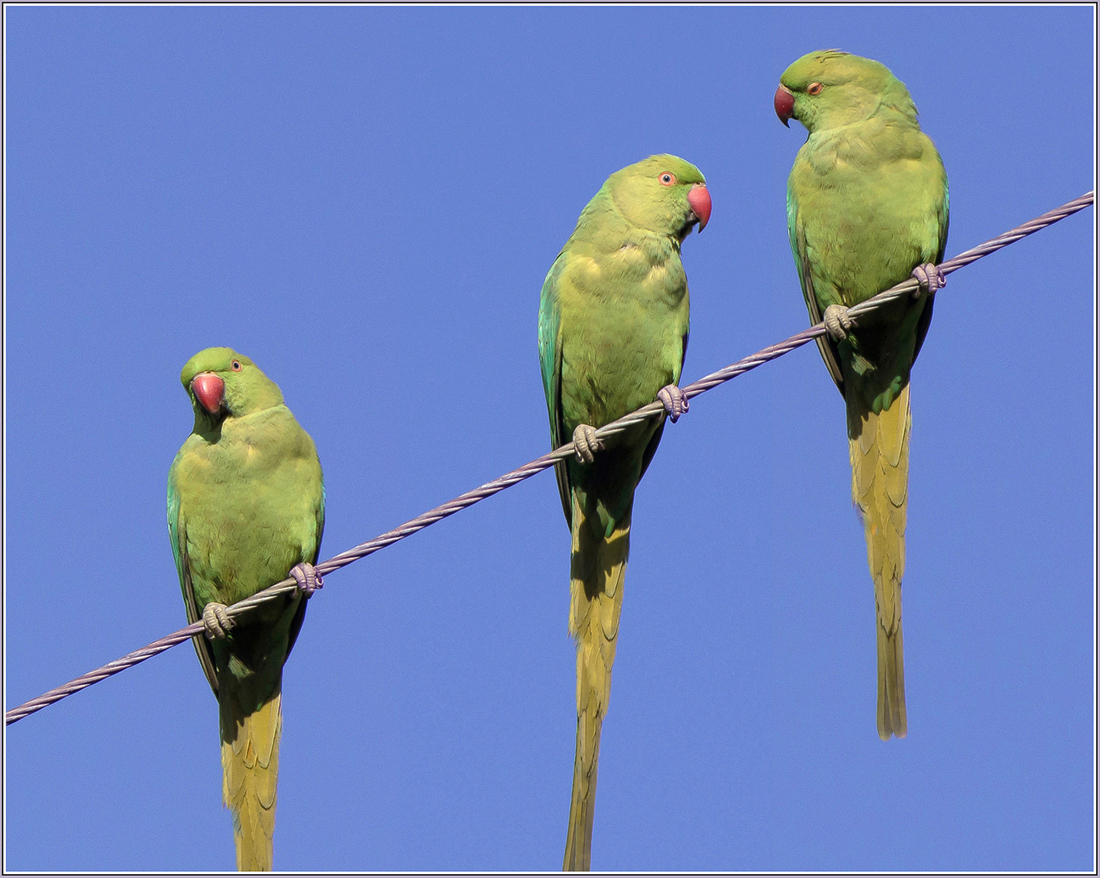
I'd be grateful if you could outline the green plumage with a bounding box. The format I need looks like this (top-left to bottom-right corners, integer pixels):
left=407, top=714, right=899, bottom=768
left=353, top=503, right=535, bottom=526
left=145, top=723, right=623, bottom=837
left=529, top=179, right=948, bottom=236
left=538, top=155, right=710, bottom=870
left=167, top=347, right=324, bottom=870
left=779, top=51, right=949, bottom=739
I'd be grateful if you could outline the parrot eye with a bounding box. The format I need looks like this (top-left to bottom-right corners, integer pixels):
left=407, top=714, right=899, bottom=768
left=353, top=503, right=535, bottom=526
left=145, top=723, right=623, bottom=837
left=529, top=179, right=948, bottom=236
left=230, top=360, right=242, bottom=372
left=807, top=82, right=824, bottom=95
left=658, top=173, right=676, bottom=186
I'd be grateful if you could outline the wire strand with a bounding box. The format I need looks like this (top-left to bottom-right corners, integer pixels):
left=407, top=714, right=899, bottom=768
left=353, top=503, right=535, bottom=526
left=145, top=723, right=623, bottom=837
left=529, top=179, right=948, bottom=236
left=5, top=190, right=1093, bottom=727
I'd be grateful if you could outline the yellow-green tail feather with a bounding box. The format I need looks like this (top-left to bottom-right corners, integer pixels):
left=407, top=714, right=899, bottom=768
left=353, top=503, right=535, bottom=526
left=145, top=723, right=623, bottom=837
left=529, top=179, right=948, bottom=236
left=220, top=685, right=283, bottom=871
left=564, top=495, right=630, bottom=871
left=847, top=382, right=909, bottom=740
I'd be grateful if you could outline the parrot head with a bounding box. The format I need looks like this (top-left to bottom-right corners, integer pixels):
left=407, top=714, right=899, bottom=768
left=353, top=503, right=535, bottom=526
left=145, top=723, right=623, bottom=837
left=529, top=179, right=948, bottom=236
left=180, top=347, right=284, bottom=430
left=604, top=154, right=711, bottom=240
left=774, top=50, right=918, bottom=133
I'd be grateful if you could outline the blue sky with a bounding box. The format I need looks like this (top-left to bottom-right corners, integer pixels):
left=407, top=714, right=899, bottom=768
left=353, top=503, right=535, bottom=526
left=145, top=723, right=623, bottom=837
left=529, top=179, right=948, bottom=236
left=4, top=4, right=1095, bottom=873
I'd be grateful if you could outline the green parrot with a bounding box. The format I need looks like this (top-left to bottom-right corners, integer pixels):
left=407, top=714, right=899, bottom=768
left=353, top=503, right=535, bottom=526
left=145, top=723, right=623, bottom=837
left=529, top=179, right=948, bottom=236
left=775, top=50, right=949, bottom=740
left=167, top=347, right=325, bottom=870
left=538, top=155, right=711, bottom=870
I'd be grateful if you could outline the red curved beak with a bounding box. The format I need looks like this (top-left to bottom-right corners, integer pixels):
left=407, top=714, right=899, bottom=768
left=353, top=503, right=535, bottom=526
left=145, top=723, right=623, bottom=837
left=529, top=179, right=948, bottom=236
left=687, top=183, right=712, bottom=232
left=191, top=372, right=225, bottom=414
left=774, top=84, right=795, bottom=126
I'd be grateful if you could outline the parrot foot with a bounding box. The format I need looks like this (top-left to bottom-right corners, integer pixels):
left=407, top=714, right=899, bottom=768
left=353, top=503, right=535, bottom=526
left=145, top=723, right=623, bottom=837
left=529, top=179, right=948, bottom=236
left=202, top=602, right=234, bottom=640
left=290, top=561, right=324, bottom=595
left=910, top=263, right=946, bottom=297
left=823, top=304, right=853, bottom=341
left=572, top=424, right=603, bottom=464
left=657, top=384, right=689, bottom=423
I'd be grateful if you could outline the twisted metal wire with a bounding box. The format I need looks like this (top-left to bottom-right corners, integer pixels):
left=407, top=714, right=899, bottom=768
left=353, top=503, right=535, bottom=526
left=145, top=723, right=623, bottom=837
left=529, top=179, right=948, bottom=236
left=6, top=190, right=1093, bottom=727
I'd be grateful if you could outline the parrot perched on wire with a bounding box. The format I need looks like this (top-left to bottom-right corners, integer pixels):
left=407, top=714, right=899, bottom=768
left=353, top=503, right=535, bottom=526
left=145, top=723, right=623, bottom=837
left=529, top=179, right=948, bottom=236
left=775, top=50, right=949, bottom=740
left=167, top=347, right=325, bottom=870
left=538, top=155, right=711, bottom=870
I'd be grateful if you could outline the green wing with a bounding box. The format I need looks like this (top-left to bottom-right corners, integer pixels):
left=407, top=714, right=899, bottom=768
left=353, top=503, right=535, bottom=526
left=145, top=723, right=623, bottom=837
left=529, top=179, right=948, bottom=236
left=167, top=453, right=220, bottom=696
left=538, top=250, right=573, bottom=527
left=787, top=178, right=845, bottom=393
left=285, top=477, right=325, bottom=660
left=911, top=178, right=950, bottom=365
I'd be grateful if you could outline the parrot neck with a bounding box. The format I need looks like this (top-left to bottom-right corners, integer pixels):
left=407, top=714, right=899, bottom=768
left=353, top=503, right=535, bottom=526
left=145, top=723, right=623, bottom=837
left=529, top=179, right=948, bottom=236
left=191, top=409, right=225, bottom=441
left=804, top=111, right=927, bottom=175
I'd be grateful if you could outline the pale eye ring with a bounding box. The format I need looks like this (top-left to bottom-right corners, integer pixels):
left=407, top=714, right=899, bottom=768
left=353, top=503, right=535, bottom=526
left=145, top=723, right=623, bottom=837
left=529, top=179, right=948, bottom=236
left=807, top=82, right=823, bottom=95
left=230, top=360, right=242, bottom=372
left=659, top=172, right=676, bottom=186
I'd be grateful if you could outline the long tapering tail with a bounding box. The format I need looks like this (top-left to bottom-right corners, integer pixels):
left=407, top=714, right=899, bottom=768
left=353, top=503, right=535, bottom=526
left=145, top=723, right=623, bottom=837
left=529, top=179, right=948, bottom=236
left=847, top=382, right=910, bottom=740
left=564, top=498, right=630, bottom=871
left=220, top=685, right=283, bottom=871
